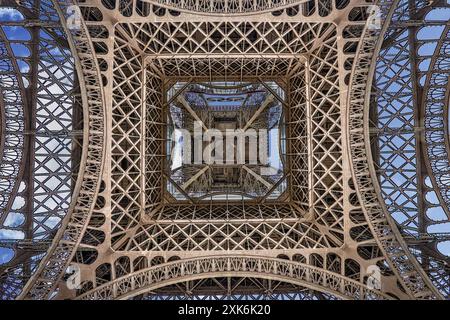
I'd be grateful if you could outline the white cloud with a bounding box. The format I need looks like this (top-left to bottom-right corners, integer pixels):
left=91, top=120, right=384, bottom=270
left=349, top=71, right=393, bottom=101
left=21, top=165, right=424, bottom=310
left=0, top=228, right=24, bottom=240
left=0, top=8, right=24, bottom=22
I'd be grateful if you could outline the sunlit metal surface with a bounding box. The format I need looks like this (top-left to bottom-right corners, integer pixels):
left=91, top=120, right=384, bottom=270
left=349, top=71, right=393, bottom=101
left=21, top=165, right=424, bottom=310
left=0, top=0, right=449, bottom=300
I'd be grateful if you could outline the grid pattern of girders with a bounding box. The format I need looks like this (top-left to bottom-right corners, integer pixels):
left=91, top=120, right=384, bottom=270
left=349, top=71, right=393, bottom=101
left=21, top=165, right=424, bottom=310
left=137, top=0, right=306, bottom=14
left=114, top=20, right=333, bottom=79
left=423, top=28, right=450, bottom=232
left=76, top=256, right=391, bottom=300
left=164, top=82, right=286, bottom=200
left=119, top=21, right=331, bottom=55
left=1, top=0, right=450, bottom=300
left=374, top=5, right=426, bottom=235
left=0, top=0, right=84, bottom=299
left=65, top=0, right=409, bottom=300
left=369, top=0, right=450, bottom=296
left=133, top=277, right=338, bottom=300
left=107, top=21, right=351, bottom=254
left=348, top=0, right=450, bottom=299
left=133, top=277, right=341, bottom=300
left=0, top=30, right=25, bottom=228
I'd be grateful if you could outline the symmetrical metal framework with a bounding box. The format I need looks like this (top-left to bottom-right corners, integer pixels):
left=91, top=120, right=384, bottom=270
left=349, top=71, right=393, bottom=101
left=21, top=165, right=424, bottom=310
left=0, top=0, right=449, bottom=300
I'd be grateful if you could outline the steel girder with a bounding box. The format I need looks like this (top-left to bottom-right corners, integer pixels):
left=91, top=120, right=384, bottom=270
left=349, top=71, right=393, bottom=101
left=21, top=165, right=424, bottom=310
left=0, top=0, right=449, bottom=300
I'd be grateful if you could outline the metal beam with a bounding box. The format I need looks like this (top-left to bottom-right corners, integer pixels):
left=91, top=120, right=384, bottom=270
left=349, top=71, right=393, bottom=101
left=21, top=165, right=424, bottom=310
left=242, top=165, right=273, bottom=190
left=177, top=95, right=209, bottom=131
left=242, top=94, right=274, bottom=131
left=181, top=165, right=210, bottom=190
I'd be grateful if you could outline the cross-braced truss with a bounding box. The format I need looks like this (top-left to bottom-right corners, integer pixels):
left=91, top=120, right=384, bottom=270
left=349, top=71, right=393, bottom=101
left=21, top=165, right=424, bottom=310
left=0, top=0, right=449, bottom=300
left=133, top=277, right=341, bottom=300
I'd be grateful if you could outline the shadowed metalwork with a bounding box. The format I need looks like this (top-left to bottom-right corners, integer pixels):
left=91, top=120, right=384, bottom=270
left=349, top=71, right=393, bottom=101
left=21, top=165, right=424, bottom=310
left=0, top=0, right=449, bottom=300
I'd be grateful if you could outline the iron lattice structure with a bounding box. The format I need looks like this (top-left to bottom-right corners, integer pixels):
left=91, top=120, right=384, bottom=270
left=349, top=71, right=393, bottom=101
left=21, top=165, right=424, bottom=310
left=0, top=0, right=449, bottom=300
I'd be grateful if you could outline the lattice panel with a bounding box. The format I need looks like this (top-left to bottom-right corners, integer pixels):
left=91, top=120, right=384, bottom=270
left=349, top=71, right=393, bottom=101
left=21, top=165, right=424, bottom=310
left=154, top=204, right=302, bottom=220
left=138, top=0, right=304, bottom=14
left=29, top=2, right=81, bottom=240
left=289, top=64, right=310, bottom=210
left=107, top=8, right=376, bottom=267
left=4, top=0, right=427, bottom=300
left=420, top=4, right=450, bottom=268
left=308, top=28, right=344, bottom=242
left=0, top=0, right=85, bottom=299
left=374, top=27, right=420, bottom=234
left=118, top=220, right=338, bottom=251
left=149, top=57, right=300, bottom=80
left=110, top=32, right=145, bottom=243
left=118, top=21, right=331, bottom=56
left=136, top=277, right=340, bottom=300
left=144, top=67, right=164, bottom=211
left=76, top=256, right=391, bottom=300
left=0, top=32, right=25, bottom=228
left=4, top=0, right=79, bottom=243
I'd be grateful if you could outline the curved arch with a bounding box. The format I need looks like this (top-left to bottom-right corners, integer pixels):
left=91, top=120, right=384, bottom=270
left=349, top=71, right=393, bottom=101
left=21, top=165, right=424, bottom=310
left=76, top=256, right=392, bottom=300
left=18, top=0, right=106, bottom=299
left=0, top=25, right=27, bottom=227
left=346, top=0, right=443, bottom=299
left=423, top=25, right=450, bottom=221
left=0, top=10, right=35, bottom=300
left=131, top=276, right=340, bottom=300
left=140, top=0, right=308, bottom=16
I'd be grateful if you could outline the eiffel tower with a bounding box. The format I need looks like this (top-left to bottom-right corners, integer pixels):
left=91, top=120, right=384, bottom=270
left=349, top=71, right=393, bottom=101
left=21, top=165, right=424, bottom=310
left=0, top=0, right=449, bottom=300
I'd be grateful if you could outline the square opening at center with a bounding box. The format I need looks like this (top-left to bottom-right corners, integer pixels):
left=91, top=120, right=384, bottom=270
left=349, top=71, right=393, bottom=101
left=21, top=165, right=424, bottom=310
left=165, top=81, right=288, bottom=202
